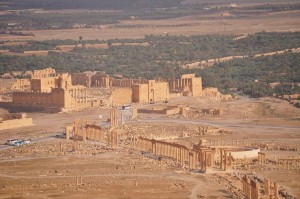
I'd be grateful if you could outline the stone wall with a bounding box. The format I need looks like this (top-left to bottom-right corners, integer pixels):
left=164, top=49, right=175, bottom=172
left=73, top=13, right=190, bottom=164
left=202, top=87, right=232, bottom=100
left=31, top=77, right=60, bottom=92
left=12, top=88, right=79, bottom=109
left=10, top=79, right=31, bottom=91
left=137, top=106, right=183, bottom=115
left=111, top=88, right=132, bottom=105
left=0, top=118, right=33, bottom=130
left=132, top=80, right=169, bottom=103
left=3, top=112, right=27, bottom=120
left=132, top=84, right=147, bottom=103
left=72, top=73, right=91, bottom=87
left=112, top=79, right=148, bottom=88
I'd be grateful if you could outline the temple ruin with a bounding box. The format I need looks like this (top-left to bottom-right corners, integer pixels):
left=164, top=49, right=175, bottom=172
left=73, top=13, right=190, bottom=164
left=0, top=68, right=234, bottom=113
left=132, top=80, right=169, bottom=103
left=169, top=73, right=202, bottom=96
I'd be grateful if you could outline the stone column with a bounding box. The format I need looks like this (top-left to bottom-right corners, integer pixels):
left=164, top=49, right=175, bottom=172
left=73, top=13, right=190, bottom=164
left=176, top=146, right=179, bottom=162
left=162, top=143, right=165, bottom=156
left=274, top=182, right=278, bottom=199
left=65, top=126, right=70, bottom=140
left=180, top=147, right=184, bottom=166
left=96, top=129, right=100, bottom=141
left=228, top=153, right=232, bottom=169
left=220, top=149, right=224, bottom=170
left=250, top=180, right=258, bottom=199
left=157, top=142, right=161, bottom=155
left=193, top=152, right=197, bottom=169
left=74, top=89, right=77, bottom=100
left=264, top=178, right=270, bottom=196
left=152, top=141, right=156, bottom=154
left=121, top=114, right=124, bottom=125
left=224, top=152, right=228, bottom=171
left=83, top=126, right=87, bottom=142
left=189, top=152, right=192, bottom=169
left=156, top=142, right=161, bottom=155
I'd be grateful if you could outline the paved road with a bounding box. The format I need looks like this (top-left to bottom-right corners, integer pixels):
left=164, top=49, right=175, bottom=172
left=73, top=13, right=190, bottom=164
left=0, top=133, right=59, bottom=151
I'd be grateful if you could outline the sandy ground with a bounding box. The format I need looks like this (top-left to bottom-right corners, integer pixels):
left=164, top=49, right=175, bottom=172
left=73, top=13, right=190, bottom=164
left=1, top=10, right=300, bottom=41
left=0, top=139, right=230, bottom=199
left=0, top=95, right=299, bottom=198
left=1, top=96, right=299, bottom=142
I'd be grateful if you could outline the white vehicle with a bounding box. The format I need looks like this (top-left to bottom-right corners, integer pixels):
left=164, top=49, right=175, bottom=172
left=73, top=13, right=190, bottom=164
left=22, top=139, right=31, bottom=144
left=6, top=139, right=31, bottom=146
left=122, top=105, right=131, bottom=110
left=6, top=139, right=19, bottom=145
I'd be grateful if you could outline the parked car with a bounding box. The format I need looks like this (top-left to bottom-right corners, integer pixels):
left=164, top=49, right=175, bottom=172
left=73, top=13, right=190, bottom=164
left=122, top=105, right=131, bottom=110
left=6, top=139, right=19, bottom=145
left=6, top=139, right=31, bottom=146
left=22, top=139, right=31, bottom=144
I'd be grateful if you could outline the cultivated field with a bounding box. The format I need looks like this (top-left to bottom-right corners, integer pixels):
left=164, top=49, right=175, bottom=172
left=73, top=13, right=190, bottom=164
left=1, top=10, right=300, bottom=41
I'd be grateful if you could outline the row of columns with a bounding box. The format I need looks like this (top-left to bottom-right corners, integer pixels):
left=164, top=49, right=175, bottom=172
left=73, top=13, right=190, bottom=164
left=136, top=137, right=214, bottom=171
left=208, top=138, right=251, bottom=146
left=277, top=158, right=300, bottom=170
left=91, top=77, right=149, bottom=88
left=264, top=178, right=279, bottom=198
left=92, top=77, right=110, bottom=88
left=69, top=88, right=88, bottom=103
left=86, top=124, right=105, bottom=142
left=198, top=149, right=214, bottom=172
left=65, top=120, right=108, bottom=144
left=258, top=152, right=267, bottom=165
left=220, top=149, right=233, bottom=171
left=169, top=78, right=192, bottom=92
left=242, top=176, right=259, bottom=199
left=111, top=79, right=148, bottom=88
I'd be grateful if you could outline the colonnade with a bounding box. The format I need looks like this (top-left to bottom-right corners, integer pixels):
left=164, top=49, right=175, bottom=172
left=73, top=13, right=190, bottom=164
left=136, top=137, right=214, bottom=171
left=92, top=79, right=110, bottom=88
left=86, top=124, right=105, bottom=142
left=242, top=176, right=259, bottom=199
left=111, top=79, right=148, bottom=88
left=69, top=88, right=88, bottom=103
left=65, top=120, right=106, bottom=143
left=258, top=152, right=266, bottom=165
left=277, top=158, right=300, bottom=170
left=264, top=178, right=279, bottom=198
left=169, top=78, right=192, bottom=92
left=208, top=138, right=251, bottom=146
left=220, top=149, right=233, bottom=171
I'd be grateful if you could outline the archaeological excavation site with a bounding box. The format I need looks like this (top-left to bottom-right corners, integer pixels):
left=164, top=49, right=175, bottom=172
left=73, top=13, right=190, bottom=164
left=0, top=0, right=300, bottom=198
left=0, top=67, right=299, bottom=199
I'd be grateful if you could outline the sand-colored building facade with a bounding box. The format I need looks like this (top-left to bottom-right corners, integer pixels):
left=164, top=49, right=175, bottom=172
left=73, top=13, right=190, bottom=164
left=169, top=73, right=202, bottom=97
left=132, top=80, right=169, bottom=103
